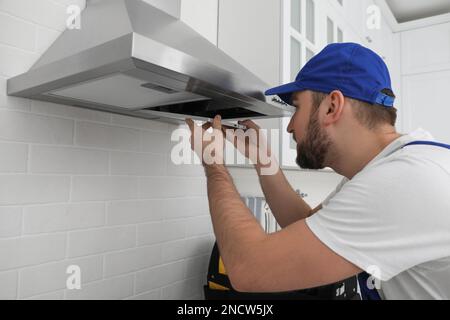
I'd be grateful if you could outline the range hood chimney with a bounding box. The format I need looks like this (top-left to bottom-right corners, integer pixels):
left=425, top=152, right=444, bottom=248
left=7, top=0, right=293, bottom=124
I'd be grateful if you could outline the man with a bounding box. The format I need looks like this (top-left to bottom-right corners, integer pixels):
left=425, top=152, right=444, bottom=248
left=185, top=43, right=450, bottom=299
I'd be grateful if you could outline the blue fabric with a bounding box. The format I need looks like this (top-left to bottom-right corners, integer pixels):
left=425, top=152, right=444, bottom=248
left=358, top=140, right=450, bottom=300
left=265, top=43, right=394, bottom=107
left=358, top=272, right=382, bottom=300
left=403, top=141, right=450, bottom=150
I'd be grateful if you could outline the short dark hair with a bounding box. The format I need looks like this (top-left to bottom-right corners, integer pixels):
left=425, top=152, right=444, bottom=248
left=311, top=90, right=397, bottom=129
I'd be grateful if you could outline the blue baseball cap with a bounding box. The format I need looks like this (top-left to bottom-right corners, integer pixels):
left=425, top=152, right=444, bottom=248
left=265, top=43, right=395, bottom=107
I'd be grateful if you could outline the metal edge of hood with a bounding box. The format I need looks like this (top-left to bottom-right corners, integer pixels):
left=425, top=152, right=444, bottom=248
left=6, top=0, right=294, bottom=123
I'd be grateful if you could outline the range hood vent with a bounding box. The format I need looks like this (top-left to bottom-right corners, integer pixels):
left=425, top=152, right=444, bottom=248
left=7, top=0, right=293, bottom=123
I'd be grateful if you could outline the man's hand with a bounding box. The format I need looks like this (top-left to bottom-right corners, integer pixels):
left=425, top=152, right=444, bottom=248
left=223, top=119, right=277, bottom=175
left=185, top=115, right=225, bottom=166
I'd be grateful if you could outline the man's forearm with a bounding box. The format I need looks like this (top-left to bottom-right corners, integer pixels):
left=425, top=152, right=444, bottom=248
left=255, top=162, right=313, bottom=228
left=204, top=164, right=267, bottom=284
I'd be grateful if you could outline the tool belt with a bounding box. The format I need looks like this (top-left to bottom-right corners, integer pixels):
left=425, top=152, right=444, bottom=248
left=204, top=242, right=360, bottom=300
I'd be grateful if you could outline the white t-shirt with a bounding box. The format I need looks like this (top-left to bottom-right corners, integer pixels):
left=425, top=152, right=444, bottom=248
left=306, top=128, right=450, bottom=300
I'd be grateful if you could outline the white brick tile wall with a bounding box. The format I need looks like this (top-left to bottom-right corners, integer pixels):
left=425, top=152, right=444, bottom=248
left=0, top=0, right=338, bottom=300
left=137, top=220, right=186, bottom=246
left=110, top=151, right=166, bottom=176
left=104, top=245, right=162, bottom=278
left=75, top=121, right=140, bottom=151
left=127, top=288, right=160, bottom=300
left=65, top=274, right=134, bottom=300
left=0, top=110, right=74, bottom=144
left=31, top=101, right=111, bottom=123
left=106, top=199, right=164, bottom=225
left=0, top=233, right=66, bottom=271
left=30, top=145, right=109, bottom=175
left=0, top=44, right=37, bottom=77
left=68, top=226, right=136, bottom=258
left=0, top=142, right=28, bottom=172
left=0, top=95, right=31, bottom=111
left=138, top=177, right=207, bottom=198
left=23, top=202, right=105, bottom=234
left=18, top=255, right=103, bottom=298
left=0, top=270, right=18, bottom=299
left=0, top=12, right=36, bottom=51
left=24, top=290, right=64, bottom=300
left=71, top=176, right=138, bottom=201
left=161, top=276, right=204, bottom=299
left=135, top=260, right=186, bottom=294
left=0, top=207, right=22, bottom=238
left=0, top=175, right=70, bottom=205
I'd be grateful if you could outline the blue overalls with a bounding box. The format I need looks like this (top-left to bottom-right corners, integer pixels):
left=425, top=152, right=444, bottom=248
left=358, top=140, right=450, bottom=300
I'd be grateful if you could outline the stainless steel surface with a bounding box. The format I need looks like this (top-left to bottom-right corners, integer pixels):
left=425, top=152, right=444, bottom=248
left=7, top=0, right=294, bottom=123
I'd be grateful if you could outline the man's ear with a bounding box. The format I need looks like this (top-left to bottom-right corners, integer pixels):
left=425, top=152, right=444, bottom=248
left=323, top=90, right=345, bottom=126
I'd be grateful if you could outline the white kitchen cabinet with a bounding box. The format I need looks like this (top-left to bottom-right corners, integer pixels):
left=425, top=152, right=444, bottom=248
left=400, top=22, right=450, bottom=142
left=180, top=0, right=219, bottom=45
left=143, top=0, right=181, bottom=18
left=217, top=0, right=284, bottom=166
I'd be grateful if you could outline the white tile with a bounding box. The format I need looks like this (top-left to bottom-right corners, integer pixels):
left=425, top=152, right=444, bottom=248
left=139, top=177, right=207, bottom=198
left=0, top=12, right=36, bottom=51
left=0, top=110, right=74, bottom=144
left=104, top=245, right=161, bottom=277
left=65, top=274, right=134, bottom=300
left=107, top=199, right=164, bottom=226
left=0, top=142, right=28, bottom=173
left=184, top=254, right=210, bottom=278
left=161, top=276, right=203, bottom=300
left=18, top=255, right=103, bottom=298
left=0, top=0, right=36, bottom=22
left=0, top=233, right=66, bottom=271
left=0, top=270, right=17, bottom=299
left=31, top=100, right=111, bottom=123
left=71, top=176, right=138, bottom=201
left=135, top=261, right=186, bottom=294
left=167, top=161, right=205, bottom=177
left=164, top=197, right=210, bottom=219
left=111, top=114, right=168, bottom=132
left=126, top=288, right=160, bottom=300
left=23, top=202, right=105, bottom=234
left=0, top=95, right=32, bottom=111
left=30, top=145, right=109, bottom=174
left=0, top=175, right=70, bottom=205
left=68, top=226, right=136, bottom=258
left=0, top=207, right=22, bottom=238
left=185, top=216, right=213, bottom=237
left=0, top=44, right=38, bottom=77
left=110, top=151, right=166, bottom=176
left=137, top=220, right=186, bottom=246
left=25, top=290, right=64, bottom=300
left=140, top=130, right=172, bottom=154
left=32, top=0, right=68, bottom=31
left=162, top=235, right=214, bottom=263
left=75, top=122, right=140, bottom=151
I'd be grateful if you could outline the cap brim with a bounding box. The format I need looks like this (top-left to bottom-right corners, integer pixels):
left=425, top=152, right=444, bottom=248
left=264, top=81, right=305, bottom=105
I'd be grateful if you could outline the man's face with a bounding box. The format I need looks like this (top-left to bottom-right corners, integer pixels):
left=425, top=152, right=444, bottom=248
left=287, top=91, right=332, bottom=170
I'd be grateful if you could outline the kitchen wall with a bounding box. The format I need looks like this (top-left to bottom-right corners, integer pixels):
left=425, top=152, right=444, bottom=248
left=399, top=21, right=450, bottom=143
left=0, top=0, right=216, bottom=300
left=0, top=0, right=345, bottom=300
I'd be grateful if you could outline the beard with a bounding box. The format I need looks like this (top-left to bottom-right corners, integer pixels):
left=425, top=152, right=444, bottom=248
left=296, top=110, right=332, bottom=170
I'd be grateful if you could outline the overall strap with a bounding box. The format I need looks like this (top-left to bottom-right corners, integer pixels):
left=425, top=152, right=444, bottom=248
left=403, top=141, right=450, bottom=150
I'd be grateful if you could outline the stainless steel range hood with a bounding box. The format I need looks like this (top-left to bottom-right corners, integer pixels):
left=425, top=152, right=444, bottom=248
left=7, top=0, right=293, bottom=124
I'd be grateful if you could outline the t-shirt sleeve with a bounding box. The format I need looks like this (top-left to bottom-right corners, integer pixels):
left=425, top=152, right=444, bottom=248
left=306, top=157, right=450, bottom=281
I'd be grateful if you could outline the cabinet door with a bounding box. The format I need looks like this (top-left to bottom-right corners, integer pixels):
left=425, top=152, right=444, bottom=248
left=180, top=0, right=218, bottom=45
left=218, top=0, right=283, bottom=166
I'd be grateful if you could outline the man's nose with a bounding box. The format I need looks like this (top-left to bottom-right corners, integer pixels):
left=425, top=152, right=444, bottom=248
left=287, top=117, right=294, bottom=134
